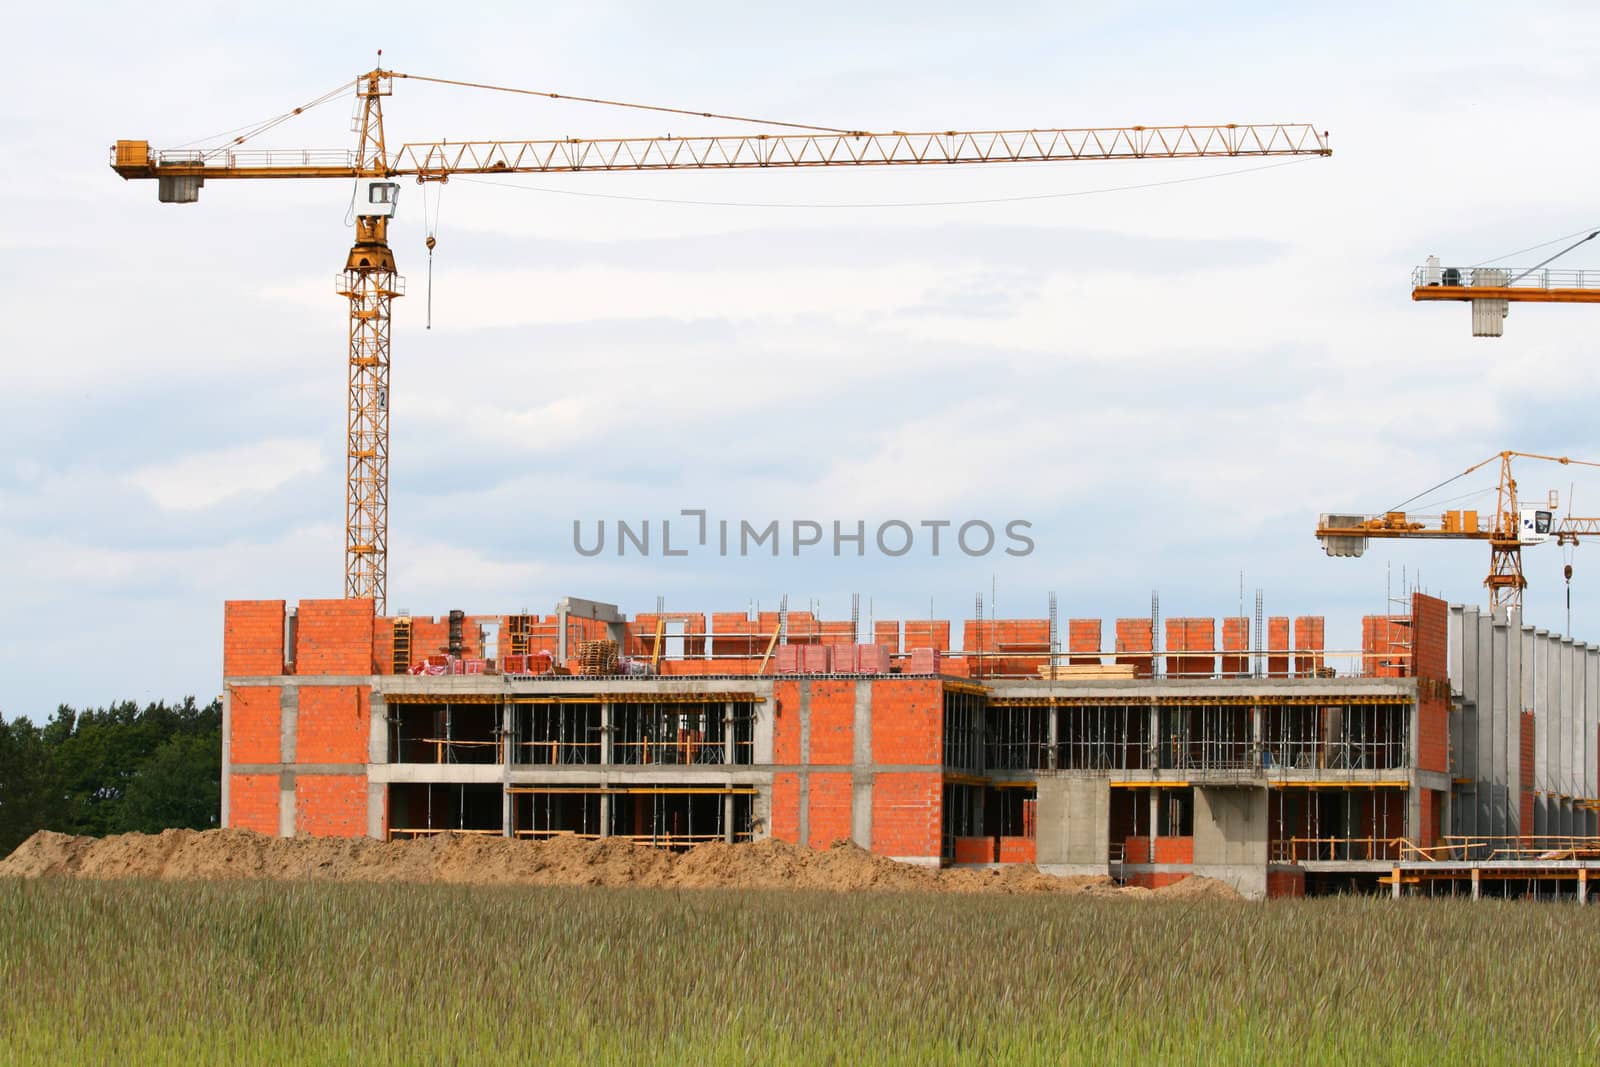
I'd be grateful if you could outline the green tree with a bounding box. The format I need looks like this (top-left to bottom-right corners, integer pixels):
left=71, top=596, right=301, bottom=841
left=0, top=716, right=61, bottom=856
left=117, top=732, right=221, bottom=833
left=30, top=697, right=222, bottom=839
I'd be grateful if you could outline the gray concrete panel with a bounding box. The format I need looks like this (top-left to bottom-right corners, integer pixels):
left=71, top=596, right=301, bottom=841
left=1036, top=778, right=1109, bottom=870
left=1194, top=786, right=1267, bottom=867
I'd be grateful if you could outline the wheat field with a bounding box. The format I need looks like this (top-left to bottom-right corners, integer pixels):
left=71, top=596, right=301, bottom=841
left=1, top=879, right=1595, bottom=1065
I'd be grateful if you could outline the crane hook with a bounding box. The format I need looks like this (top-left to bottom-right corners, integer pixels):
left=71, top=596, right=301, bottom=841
left=425, top=234, right=436, bottom=330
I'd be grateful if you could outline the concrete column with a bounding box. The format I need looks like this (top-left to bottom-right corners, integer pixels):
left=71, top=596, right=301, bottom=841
left=1471, top=867, right=1481, bottom=900
left=723, top=794, right=734, bottom=843
left=851, top=680, right=873, bottom=851
left=600, top=701, right=612, bottom=764
left=598, top=793, right=611, bottom=838
left=279, top=773, right=295, bottom=838
left=724, top=700, right=735, bottom=766
left=220, top=688, right=232, bottom=829
left=1046, top=706, right=1059, bottom=771
left=1392, top=866, right=1402, bottom=900
left=280, top=685, right=299, bottom=764
left=501, top=701, right=513, bottom=838
left=1579, top=867, right=1588, bottom=905
left=1149, top=702, right=1161, bottom=771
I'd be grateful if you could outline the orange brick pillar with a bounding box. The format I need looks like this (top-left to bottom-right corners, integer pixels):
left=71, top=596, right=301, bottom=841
left=1221, top=617, right=1250, bottom=676
left=1267, top=617, right=1290, bottom=678
left=1115, top=619, right=1154, bottom=678
left=1068, top=619, right=1102, bottom=665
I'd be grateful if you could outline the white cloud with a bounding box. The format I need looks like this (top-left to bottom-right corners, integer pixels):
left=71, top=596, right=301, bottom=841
left=125, top=439, right=325, bottom=511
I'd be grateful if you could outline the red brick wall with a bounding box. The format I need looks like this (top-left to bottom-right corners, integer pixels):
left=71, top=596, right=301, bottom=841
left=1293, top=616, right=1325, bottom=676
left=1221, top=617, right=1249, bottom=675
left=1267, top=617, right=1290, bottom=677
left=229, top=687, right=281, bottom=765
left=296, top=686, right=371, bottom=765
left=1413, top=593, right=1450, bottom=774
left=1166, top=618, right=1215, bottom=679
left=952, top=836, right=995, bottom=864
left=903, top=621, right=951, bottom=653
left=772, top=681, right=801, bottom=764
left=870, top=772, right=941, bottom=860
left=1068, top=619, right=1102, bottom=665
left=294, top=599, right=376, bottom=674
left=1361, top=616, right=1411, bottom=678
left=870, top=679, right=943, bottom=765
left=1124, top=836, right=1194, bottom=864
left=998, top=837, right=1036, bottom=864
left=294, top=774, right=367, bottom=837
left=807, top=772, right=853, bottom=848
left=874, top=620, right=901, bottom=653
left=1417, top=788, right=1442, bottom=849
left=224, top=600, right=285, bottom=676
left=229, top=773, right=279, bottom=834
left=770, top=773, right=800, bottom=842
left=808, top=680, right=856, bottom=765
left=1115, top=619, right=1153, bottom=678
left=1266, top=869, right=1305, bottom=898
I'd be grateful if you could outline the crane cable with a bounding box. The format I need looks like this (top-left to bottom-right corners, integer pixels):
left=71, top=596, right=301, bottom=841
left=1469, top=224, right=1600, bottom=268
left=186, top=79, right=357, bottom=159
left=390, top=71, right=863, bottom=134
left=422, top=181, right=442, bottom=329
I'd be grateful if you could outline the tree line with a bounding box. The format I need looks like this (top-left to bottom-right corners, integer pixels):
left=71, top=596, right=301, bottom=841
left=0, top=698, right=220, bottom=857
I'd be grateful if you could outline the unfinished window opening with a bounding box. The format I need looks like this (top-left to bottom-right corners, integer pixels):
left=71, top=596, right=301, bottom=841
left=511, top=701, right=601, bottom=765
left=1269, top=786, right=1406, bottom=862
left=1057, top=704, right=1150, bottom=770
left=512, top=790, right=603, bottom=838
left=986, top=787, right=1037, bottom=838
left=985, top=705, right=1049, bottom=770
left=387, top=783, right=501, bottom=837
left=612, top=702, right=752, bottom=766
left=1156, top=705, right=1252, bottom=771
left=942, top=690, right=985, bottom=771
left=940, top=782, right=985, bottom=860
left=1156, top=787, right=1193, bottom=836
left=607, top=789, right=753, bottom=849
left=388, top=702, right=500, bottom=764
left=1260, top=702, right=1408, bottom=771
left=1108, top=786, right=1149, bottom=845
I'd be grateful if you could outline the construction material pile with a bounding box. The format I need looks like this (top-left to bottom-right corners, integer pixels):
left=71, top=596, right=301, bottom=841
left=0, top=830, right=1240, bottom=897
left=576, top=639, right=619, bottom=675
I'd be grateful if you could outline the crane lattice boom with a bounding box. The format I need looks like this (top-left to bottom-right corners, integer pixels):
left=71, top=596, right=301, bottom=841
left=112, top=67, right=1332, bottom=612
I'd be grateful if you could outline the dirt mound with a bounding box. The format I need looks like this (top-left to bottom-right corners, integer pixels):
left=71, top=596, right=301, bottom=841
left=1152, top=875, right=1244, bottom=900
left=0, top=830, right=1156, bottom=896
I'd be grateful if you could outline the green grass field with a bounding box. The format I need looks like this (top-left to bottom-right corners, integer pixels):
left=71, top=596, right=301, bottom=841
left=1, top=879, right=1595, bottom=1065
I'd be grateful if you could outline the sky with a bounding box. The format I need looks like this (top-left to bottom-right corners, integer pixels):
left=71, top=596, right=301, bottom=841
left=5, top=2, right=1600, bottom=718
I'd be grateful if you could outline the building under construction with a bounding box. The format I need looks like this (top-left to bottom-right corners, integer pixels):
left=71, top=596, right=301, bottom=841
left=221, top=591, right=1600, bottom=899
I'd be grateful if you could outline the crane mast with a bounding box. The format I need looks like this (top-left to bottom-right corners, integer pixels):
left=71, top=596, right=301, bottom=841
left=1316, top=451, right=1600, bottom=613
left=113, top=67, right=1332, bottom=611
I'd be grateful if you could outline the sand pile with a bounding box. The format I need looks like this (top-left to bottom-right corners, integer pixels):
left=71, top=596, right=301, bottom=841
left=0, top=830, right=1239, bottom=898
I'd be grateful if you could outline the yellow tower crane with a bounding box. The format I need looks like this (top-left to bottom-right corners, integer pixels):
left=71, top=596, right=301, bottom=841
left=1315, top=450, right=1600, bottom=612
left=112, top=66, right=1333, bottom=611
left=1411, top=230, right=1600, bottom=336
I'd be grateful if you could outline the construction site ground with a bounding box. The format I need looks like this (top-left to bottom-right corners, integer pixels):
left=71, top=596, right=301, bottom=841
left=0, top=829, right=1240, bottom=898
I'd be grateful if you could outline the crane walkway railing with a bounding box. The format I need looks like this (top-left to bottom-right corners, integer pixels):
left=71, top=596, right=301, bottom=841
left=1412, top=266, right=1600, bottom=292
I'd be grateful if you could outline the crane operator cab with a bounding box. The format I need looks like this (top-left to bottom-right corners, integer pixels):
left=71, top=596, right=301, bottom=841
left=356, top=179, right=401, bottom=218
left=1520, top=507, right=1554, bottom=545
